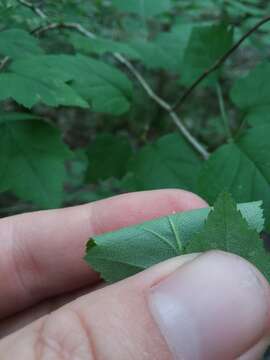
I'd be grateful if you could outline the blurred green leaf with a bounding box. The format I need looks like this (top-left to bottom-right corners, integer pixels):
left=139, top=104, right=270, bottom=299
left=181, top=23, right=234, bottom=86
left=0, top=54, right=133, bottom=114
left=0, top=112, right=43, bottom=124
left=0, top=55, right=89, bottom=108
left=0, top=119, right=71, bottom=208
left=86, top=133, right=133, bottom=182
left=111, top=0, right=172, bottom=17
left=0, top=29, right=43, bottom=59
left=245, top=106, right=270, bottom=127
left=127, top=133, right=202, bottom=192
left=199, top=125, right=270, bottom=230
left=231, top=62, right=270, bottom=110
left=69, top=33, right=141, bottom=59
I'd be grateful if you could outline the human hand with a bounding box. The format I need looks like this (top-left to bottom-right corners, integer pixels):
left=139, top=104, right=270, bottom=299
left=0, top=190, right=269, bottom=359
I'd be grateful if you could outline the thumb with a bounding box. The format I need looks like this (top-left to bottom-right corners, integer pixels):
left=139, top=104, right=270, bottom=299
left=149, top=251, right=270, bottom=360
left=0, top=251, right=269, bottom=360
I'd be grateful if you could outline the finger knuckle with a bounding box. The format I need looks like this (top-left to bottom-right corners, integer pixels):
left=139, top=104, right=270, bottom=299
left=34, top=307, right=97, bottom=360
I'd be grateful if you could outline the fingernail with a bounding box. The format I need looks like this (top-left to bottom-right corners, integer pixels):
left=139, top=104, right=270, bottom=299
left=148, top=251, right=270, bottom=360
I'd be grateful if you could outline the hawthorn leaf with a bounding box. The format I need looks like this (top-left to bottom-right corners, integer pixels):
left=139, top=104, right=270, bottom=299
left=0, top=72, right=88, bottom=109
left=152, top=27, right=193, bottom=71
left=0, top=54, right=132, bottom=114
left=230, top=62, right=270, bottom=110
left=86, top=134, right=133, bottom=182
left=185, top=193, right=270, bottom=281
left=111, top=0, right=172, bottom=17
left=231, top=63, right=270, bottom=127
left=0, top=112, right=43, bottom=124
left=181, top=23, right=233, bottom=86
left=198, top=125, right=270, bottom=230
left=0, top=120, right=71, bottom=208
left=227, top=1, right=265, bottom=17
left=69, top=33, right=141, bottom=59
left=0, top=54, right=89, bottom=109
left=71, top=54, right=133, bottom=115
left=126, top=133, right=202, bottom=193
left=72, top=27, right=192, bottom=73
left=28, top=54, right=133, bottom=115
left=85, top=201, right=263, bottom=283
left=244, top=106, right=270, bottom=127
left=0, top=29, right=43, bottom=59
left=129, top=36, right=182, bottom=73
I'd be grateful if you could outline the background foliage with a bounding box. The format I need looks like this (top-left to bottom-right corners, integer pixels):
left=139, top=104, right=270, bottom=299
left=1, top=0, right=270, bottom=238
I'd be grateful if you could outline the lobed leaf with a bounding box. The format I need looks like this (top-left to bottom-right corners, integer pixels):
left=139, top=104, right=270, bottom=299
left=231, top=62, right=270, bottom=110
left=0, top=54, right=133, bottom=114
left=86, top=134, right=133, bottom=182
left=126, top=133, right=202, bottom=193
left=199, top=125, right=270, bottom=230
left=0, top=29, right=43, bottom=59
left=0, top=119, right=71, bottom=208
left=85, top=200, right=264, bottom=283
left=69, top=33, right=141, bottom=59
left=181, top=23, right=233, bottom=86
left=111, top=0, right=172, bottom=17
left=186, top=193, right=270, bottom=281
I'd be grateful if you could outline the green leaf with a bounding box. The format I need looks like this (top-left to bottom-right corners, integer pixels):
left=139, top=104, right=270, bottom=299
left=69, top=33, right=141, bottom=59
left=71, top=55, right=133, bottom=115
left=152, top=27, right=193, bottom=71
left=111, top=0, right=172, bottom=17
left=0, top=29, right=43, bottom=59
left=231, top=63, right=270, bottom=110
left=227, top=0, right=265, bottom=18
left=129, top=37, right=181, bottom=73
left=85, top=200, right=263, bottom=283
left=0, top=54, right=133, bottom=113
left=0, top=55, right=89, bottom=109
left=127, top=133, right=202, bottom=192
left=245, top=106, right=270, bottom=127
left=25, top=54, right=133, bottom=115
left=11, top=55, right=73, bottom=83
left=70, top=28, right=192, bottom=73
left=0, top=72, right=88, bottom=109
left=198, top=125, right=270, bottom=230
left=0, top=119, right=71, bottom=208
left=181, top=23, right=233, bottom=86
left=86, top=134, right=133, bottom=182
left=185, top=193, right=270, bottom=281
left=0, top=112, right=43, bottom=124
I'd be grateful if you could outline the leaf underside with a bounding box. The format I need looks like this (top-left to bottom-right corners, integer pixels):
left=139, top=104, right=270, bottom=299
left=85, top=196, right=265, bottom=283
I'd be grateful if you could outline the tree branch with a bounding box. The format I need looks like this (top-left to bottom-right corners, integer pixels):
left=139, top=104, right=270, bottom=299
left=114, top=53, right=209, bottom=159
left=0, top=56, right=9, bottom=71
left=216, top=82, right=232, bottom=141
left=32, top=22, right=96, bottom=39
left=173, top=15, right=270, bottom=111
left=18, top=0, right=47, bottom=20
left=18, top=0, right=209, bottom=159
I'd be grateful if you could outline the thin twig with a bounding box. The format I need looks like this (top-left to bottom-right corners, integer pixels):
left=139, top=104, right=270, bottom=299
left=18, top=0, right=47, bottom=19
left=173, top=15, right=270, bottom=111
left=216, top=83, right=232, bottom=141
left=0, top=56, right=10, bottom=71
left=115, top=53, right=209, bottom=159
left=32, top=22, right=95, bottom=39
left=18, top=0, right=209, bottom=159
left=34, top=25, right=209, bottom=158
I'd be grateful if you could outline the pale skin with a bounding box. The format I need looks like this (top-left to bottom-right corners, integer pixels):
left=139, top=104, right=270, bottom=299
left=0, top=189, right=269, bottom=359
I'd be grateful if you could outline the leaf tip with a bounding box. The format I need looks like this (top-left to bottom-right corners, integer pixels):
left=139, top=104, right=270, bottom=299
left=85, top=238, right=97, bottom=253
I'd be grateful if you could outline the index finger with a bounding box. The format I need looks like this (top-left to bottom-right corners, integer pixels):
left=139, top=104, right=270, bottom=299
left=0, top=189, right=207, bottom=318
